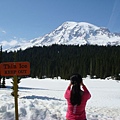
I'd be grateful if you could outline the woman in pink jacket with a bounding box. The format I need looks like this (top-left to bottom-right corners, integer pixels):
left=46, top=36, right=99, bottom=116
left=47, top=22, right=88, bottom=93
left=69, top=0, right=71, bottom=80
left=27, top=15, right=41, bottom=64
left=64, top=74, right=91, bottom=120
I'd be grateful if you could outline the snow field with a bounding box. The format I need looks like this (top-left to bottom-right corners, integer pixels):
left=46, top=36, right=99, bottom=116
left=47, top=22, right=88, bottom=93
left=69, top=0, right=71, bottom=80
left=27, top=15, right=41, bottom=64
left=0, top=77, right=120, bottom=120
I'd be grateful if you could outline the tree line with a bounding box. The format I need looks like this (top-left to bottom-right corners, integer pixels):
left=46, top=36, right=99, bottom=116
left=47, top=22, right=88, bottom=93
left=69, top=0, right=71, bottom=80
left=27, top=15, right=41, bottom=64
left=1, top=45, right=120, bottom=80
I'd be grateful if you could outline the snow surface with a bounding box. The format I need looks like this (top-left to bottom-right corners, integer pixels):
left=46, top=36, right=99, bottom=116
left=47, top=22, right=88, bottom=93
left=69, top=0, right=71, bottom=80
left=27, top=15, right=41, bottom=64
left=0, top=77, right=120, bottom=120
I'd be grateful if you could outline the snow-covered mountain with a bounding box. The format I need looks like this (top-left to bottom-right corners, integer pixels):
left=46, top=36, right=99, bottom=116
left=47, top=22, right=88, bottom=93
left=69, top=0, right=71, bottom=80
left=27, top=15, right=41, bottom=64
left=3, top=21, right=120, bottom=51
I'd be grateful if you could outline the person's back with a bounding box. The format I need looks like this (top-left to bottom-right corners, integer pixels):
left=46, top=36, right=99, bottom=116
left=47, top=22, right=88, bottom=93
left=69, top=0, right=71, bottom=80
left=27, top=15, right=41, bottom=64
left=64, top=74, right=91, bottom=120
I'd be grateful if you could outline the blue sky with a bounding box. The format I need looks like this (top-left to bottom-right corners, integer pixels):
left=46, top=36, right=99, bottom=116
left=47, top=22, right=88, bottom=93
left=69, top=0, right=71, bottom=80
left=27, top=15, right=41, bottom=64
left=0, top=0, right=120, bottom=43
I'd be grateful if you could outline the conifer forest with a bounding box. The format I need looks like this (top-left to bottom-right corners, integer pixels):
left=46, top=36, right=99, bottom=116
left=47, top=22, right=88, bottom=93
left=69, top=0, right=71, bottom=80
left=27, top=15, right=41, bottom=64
left=1, top=45, right=120, bottom=80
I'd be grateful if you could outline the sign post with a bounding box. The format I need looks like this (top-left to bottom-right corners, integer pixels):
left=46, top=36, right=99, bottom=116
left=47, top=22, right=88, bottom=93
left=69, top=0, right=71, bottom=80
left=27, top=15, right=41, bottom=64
left=13, top=75, right=19, bottom=120
left=0, top=62, right=30, bottom=120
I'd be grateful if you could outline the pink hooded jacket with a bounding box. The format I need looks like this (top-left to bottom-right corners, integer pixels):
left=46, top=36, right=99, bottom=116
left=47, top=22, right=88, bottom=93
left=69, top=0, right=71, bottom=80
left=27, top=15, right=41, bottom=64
left=64, top=84, right=91, bottom=120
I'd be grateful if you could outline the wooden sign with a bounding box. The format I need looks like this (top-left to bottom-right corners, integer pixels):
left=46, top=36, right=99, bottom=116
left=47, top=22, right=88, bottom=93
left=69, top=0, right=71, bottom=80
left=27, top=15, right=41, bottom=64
left=0, top=62, right=30, bottom=76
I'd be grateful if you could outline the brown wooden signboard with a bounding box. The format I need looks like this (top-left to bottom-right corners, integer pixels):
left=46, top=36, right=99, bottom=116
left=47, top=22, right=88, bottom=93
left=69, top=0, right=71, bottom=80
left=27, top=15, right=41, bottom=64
left=0, top=62, right=30, bottom=76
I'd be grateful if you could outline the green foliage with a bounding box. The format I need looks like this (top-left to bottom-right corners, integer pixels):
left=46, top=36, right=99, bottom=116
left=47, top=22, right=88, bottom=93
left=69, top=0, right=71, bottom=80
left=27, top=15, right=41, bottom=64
left=2, top=45, right=120, bottom=80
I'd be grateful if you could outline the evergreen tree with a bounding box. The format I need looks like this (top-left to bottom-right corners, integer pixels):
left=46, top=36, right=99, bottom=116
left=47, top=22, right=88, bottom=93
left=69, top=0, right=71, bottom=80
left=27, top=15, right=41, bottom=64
left=2, top=45, right=120, bottom=80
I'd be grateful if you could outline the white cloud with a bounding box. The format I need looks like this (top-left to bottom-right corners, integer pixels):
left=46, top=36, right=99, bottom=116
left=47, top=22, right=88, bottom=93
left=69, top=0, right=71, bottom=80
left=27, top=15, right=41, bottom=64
left=13, top=36, right=17, bottom=39
left=9, top=40, right=18, bottom=46
left=0, top=40, right=18, bottom=46
left=2, top=30, right=6, bottom=34
left=0, top=37, right=28, bottom=51
left=0, top=28, right=7, bottom=34
left=0, top=40, right=18, bottom=51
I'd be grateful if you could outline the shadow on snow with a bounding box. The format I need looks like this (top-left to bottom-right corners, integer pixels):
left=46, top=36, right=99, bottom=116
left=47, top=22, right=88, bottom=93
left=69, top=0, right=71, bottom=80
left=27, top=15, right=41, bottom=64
left=21, top=95, right=64, bottom=101
left=6, top=86, right=64, bottom=91
left=6, top=86, right=49, bottom=90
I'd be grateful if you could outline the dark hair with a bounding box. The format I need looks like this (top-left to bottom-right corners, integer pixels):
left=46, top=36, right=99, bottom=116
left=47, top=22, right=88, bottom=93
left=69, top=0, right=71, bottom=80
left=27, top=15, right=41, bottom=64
left=70, top=74, right=82, bottom=106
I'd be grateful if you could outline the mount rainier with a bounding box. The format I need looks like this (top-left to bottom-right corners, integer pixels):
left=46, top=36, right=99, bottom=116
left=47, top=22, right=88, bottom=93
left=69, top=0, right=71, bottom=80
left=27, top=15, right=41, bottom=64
left=3, top=21, right=120, bottom=51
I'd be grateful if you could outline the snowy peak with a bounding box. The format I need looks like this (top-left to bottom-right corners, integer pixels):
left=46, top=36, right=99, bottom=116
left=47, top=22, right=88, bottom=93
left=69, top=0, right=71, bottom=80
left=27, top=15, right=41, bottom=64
left=4, top=21, right=120, bottom=51
left=40, top=21, right=120, bottom=46
left=59, top=21, right=111, bottom=37
left=61, top=21, right=99, bottom=30
left=55, top=21, right=99, bottom=37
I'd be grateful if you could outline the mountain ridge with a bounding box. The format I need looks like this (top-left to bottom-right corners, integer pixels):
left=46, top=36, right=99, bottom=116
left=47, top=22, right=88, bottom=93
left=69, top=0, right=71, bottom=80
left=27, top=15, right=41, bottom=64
left=3, top=21, right=120, bottom=51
